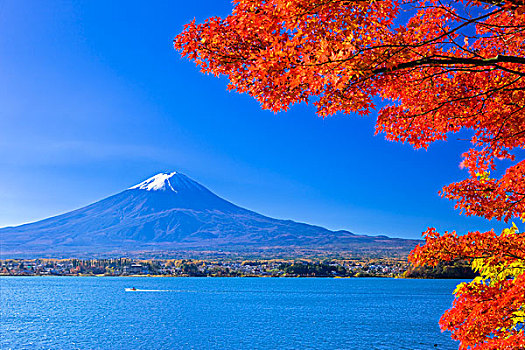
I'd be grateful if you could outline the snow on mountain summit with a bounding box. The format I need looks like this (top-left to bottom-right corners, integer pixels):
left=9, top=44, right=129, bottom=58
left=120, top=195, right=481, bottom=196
left=129, top=172, right=179, bottom=192
left=129, top=172, right=207, bottom=193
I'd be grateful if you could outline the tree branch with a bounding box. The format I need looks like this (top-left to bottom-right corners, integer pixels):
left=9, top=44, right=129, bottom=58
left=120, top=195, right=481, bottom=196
left=373, top=55, right=525, bottom=76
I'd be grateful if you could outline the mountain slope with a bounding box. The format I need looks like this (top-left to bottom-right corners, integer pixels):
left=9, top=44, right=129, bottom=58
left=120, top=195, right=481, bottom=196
left=0, top=172, right=419, bottom=257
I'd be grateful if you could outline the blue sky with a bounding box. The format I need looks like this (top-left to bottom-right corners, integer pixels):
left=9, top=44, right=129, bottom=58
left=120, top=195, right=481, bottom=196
left=0, top=0, right=512, bottom=238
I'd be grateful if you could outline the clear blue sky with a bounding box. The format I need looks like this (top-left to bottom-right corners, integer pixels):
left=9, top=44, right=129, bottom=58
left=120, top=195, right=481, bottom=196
left=0, top=0, right=511, bottom=238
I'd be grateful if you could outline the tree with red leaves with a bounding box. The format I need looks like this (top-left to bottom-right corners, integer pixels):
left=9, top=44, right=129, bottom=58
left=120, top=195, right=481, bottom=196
left=174, top=0, right=525, bottom=348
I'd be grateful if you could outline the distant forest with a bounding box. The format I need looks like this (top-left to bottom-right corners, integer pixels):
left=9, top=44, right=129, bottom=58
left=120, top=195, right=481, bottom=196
left=403, top=261, right=477, bottom=279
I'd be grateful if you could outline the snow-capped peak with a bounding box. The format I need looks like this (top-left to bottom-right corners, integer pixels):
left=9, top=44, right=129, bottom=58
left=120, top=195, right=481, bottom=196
left=129, top=171, right=209, bottom=194
left=130, top=172, right=178, bottom=192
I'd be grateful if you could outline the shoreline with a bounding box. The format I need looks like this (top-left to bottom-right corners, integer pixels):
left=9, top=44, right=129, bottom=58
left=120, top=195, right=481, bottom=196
left=0, top=274, right=467, bottom=280
left=0, top=274, right=393, bottom=278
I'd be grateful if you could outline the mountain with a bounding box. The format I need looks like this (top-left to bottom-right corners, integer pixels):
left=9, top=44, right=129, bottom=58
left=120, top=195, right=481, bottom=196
left=0, top=172, right=420, bottom=257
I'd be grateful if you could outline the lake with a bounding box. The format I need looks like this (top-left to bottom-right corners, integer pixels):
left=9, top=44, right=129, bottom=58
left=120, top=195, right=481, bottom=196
left=1, top=277, right=460, bottom=349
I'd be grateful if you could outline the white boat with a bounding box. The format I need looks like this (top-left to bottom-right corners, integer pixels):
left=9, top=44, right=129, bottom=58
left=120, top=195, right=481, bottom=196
left=125, top=288, right=138, bottom=291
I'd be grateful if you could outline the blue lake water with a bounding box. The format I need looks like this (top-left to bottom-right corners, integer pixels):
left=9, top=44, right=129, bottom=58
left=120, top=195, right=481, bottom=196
left=1, top=277, right=460, bottom=349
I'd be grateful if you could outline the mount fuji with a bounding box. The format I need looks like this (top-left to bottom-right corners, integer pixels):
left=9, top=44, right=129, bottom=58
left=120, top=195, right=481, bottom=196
left=0, top=172, right=419, bottom=257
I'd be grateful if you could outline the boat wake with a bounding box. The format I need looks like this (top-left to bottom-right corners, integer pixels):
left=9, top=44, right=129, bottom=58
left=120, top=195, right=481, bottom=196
left=125, top=288, right=172, bottom=292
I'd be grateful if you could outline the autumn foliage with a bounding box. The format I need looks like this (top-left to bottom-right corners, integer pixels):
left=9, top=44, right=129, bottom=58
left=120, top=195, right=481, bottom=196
left=174, top=0, right=525, bottom=348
